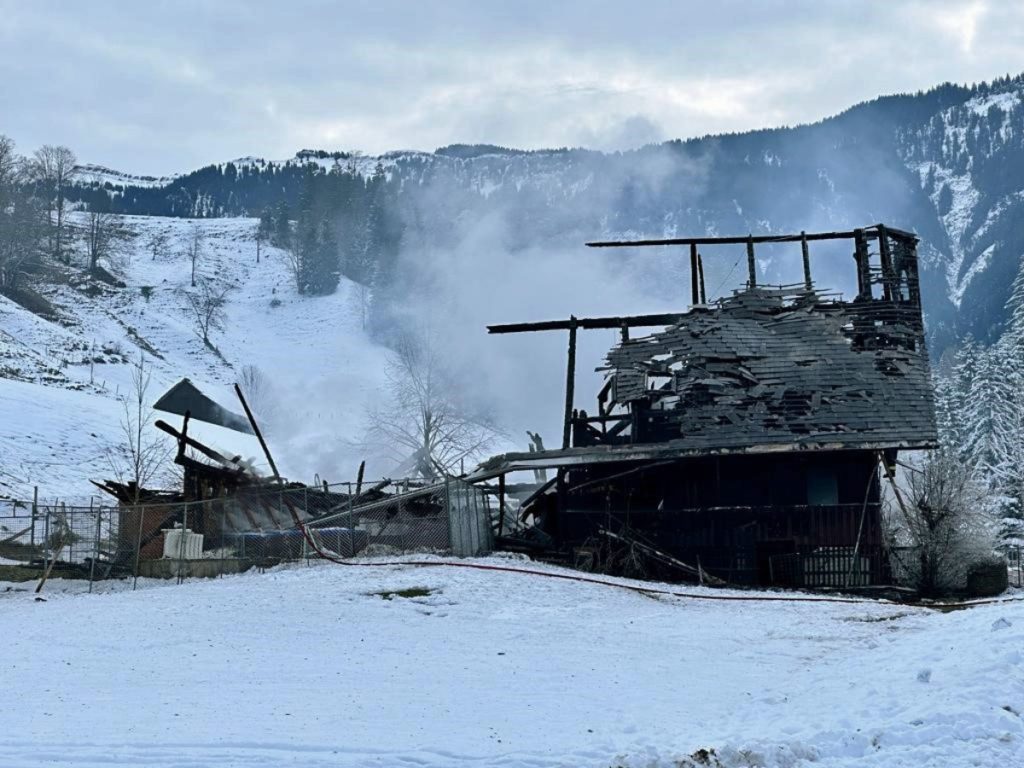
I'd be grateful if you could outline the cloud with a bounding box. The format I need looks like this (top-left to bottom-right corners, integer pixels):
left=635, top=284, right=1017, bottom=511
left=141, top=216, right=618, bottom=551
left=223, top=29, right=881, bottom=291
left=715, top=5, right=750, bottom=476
left=0, top=1, right=1022, bottom=173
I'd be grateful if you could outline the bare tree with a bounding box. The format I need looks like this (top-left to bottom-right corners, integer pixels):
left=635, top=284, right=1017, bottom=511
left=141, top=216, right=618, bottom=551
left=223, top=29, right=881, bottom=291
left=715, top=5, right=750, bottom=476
left=181, top=277, right=231, bottom=350
left=31, top=145, right=77, bottom=263
left=0, top=136, right=46, bottom=292
left=238, top=364, right=277, bottom=433
left=366, top=330, right=501, bottom=479
left=148, top=230, right=169, bottom=261
left=283, top=243, right=301, bottom=290
left=106, top=354, right=173, bottom=504
left=185, top=226, right=203, bottom=287
left=884, top=451, right=999, bottom=596
left=85, top=210, right=118, bottom=273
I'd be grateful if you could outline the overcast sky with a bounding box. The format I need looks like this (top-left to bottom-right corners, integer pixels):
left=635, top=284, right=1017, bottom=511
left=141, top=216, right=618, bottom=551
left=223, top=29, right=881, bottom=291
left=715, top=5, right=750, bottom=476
left=0, top=1, right=1020, bottom=175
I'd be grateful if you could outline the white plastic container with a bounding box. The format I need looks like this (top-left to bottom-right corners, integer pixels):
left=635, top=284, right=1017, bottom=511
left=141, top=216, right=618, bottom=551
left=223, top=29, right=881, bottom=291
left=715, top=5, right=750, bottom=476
left=163, top=527, right=204, bottom=560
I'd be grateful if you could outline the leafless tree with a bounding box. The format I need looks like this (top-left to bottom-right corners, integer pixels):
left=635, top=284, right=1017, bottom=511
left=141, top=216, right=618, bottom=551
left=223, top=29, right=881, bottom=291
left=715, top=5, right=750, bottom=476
left=31, top=144, right=77, bottom=263
left=148, top=230, right=170, bottom=261
left=85, top=210, right=118, bottom=273
left=0, top=136, right=46, bottom=292
left=185, top=226, right=203, bottom=287
left=283, top=243, right=301, bottom=290
left=106, top=354, right=173, bottom=504
left=181, top=277, right=231, bottom=350
left=238, top=364, right=277, bottom=433
left=366, top=330, right=501, bottom=479
left=884, top=451, right=999, bottom=596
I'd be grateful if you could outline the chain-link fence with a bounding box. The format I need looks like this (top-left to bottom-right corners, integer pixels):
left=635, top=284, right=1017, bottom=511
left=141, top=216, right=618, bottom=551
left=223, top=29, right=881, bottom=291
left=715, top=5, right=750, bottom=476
left=1003, top=544, right=1023, bottom=588
left=0, top=477, right=494, bottom=591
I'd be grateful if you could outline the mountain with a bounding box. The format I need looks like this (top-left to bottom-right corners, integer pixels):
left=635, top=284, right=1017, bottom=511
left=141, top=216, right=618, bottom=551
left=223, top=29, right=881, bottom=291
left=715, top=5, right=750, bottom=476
left=67, top=73, right=1024, bottom=358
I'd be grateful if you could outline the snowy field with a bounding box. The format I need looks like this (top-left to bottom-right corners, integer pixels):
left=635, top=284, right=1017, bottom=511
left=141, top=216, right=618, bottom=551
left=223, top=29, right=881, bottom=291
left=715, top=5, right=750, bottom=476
left=1, top=557, right=1022, bottom=768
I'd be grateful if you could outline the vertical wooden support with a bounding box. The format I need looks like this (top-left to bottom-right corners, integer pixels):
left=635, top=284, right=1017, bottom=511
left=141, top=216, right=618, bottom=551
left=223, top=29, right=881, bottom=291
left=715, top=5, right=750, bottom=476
left=907, top=240, right=921, bottom=306
left=562, top=317, right=578, bottom=450
left=689, top=243, right=700, bottom=306
left=697, top=252, right=706, bottom=304
left=355, top=460, right=365, bottom=497
left=800, top=231, right=812, bottom=291
left=746, top=236, right=756, bottom=287
left=876, top=225, right=894, bottom=301
left=853, top=228, right=870, bottom=299
left=497, top=473, right=506, bottom=537
left=620, top=324, right=629, bottom=343
left=235, top=383, right=282, bottom=483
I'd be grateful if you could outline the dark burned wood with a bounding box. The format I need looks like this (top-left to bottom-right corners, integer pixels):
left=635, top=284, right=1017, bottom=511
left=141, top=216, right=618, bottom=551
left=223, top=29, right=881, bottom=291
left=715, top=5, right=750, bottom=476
left=155, top=419, right=244, bottom=470
left=746, top=237, right=756, bottom=287
left=585, top=224, right=918, bottom=248
left=690, top=243, right=699, bottom=306
left=600, top=285, right=936, bottom=453
left=563, top=317, right=578, bottom=450
left=698, top=252, right=706, bottom=304
left=800, top=232, right=812, bottom=290
left=489, top=312, right=687, bottom=334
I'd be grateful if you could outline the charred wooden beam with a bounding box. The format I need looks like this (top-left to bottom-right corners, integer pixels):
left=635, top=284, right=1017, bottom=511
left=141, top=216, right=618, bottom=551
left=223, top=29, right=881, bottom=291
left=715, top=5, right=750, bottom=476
left=585, top=225, right=918, bottom=248
left=563, top=317, right=578, bottom=450
left=690, top=242, right=699, bottom=306
left=877, top=224, right=894, bottom=301
left=489, top=312, right=686, bottom=334
left=800, top=231, right=812, bottom=291
left=155, top=419, right=245, bottom=471
left=746, top=236, right=757, bottom=288
left=698, top=251, right=706, bottom=304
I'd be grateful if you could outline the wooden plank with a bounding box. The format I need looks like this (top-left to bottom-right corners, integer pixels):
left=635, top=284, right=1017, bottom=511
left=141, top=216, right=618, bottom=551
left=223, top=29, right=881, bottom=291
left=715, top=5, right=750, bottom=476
left=563, top=318, right=578, bottom=450
left=585, top=224, right=918, bottom=248
left=489, top=312, right=686, bottom=334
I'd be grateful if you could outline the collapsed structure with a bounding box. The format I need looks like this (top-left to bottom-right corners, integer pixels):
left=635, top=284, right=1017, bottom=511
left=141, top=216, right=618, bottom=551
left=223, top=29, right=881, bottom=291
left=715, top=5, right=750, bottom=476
left=476, top=225, right=938, bottom=588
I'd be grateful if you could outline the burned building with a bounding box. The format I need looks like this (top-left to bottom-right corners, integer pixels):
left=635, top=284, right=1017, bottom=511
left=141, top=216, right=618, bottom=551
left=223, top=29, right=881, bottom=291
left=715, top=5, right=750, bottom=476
left=477, top=225, right=937, bottom=588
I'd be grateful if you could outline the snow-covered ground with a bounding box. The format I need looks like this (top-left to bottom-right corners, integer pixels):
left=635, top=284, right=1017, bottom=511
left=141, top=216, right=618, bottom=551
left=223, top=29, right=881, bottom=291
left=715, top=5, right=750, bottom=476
left=0, top=558, right=1021, bottom=767
left=0, top=213, right=392, bottom=503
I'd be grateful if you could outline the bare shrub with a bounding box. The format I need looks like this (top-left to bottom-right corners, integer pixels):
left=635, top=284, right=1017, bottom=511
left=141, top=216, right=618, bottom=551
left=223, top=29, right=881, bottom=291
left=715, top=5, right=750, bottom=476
left=884, top=451, right=999, bottom=596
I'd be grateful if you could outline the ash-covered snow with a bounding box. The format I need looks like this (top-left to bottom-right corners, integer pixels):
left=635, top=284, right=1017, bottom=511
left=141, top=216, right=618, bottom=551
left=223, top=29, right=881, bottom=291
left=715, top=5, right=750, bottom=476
left=0, top=558, right=1020, bottom=767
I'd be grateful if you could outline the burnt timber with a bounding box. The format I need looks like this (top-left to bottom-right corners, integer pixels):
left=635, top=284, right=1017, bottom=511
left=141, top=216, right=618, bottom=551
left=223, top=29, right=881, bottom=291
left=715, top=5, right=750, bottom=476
left=480, top=224, right=937, bottom=588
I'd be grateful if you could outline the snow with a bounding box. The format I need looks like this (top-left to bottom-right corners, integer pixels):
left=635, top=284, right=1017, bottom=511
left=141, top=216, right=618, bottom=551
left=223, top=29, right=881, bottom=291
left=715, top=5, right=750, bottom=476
left=0, top=213, right=392, bottom=503
left=0, top=558, right=1021, bottom=767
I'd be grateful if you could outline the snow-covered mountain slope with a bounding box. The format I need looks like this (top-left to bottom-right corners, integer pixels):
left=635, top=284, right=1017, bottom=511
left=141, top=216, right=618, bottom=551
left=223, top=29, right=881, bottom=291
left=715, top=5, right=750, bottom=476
left=79, top=75, right=1024, bottom=353
left=1, top=558, right=1021, bottom=767
left=0, top=213, right=391, bottom=503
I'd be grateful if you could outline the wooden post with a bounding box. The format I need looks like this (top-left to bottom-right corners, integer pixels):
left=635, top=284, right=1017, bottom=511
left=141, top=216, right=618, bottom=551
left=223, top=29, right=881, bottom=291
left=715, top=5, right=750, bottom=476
left=800, top=231, right=812, bottom=291
left=746, top=236, right=756, bottom=287
left=877, top=224, right=893, bottom=301
left=355, top=460, right=365, bottom=498
left=562, top=317, right=578, bottom=450
left=698, top=252, right=706, bottom=304
left=689, top=243, right=700, bottom=306
left=30, top=486, right=37, bottom=549
left=853, top=228, right=870, bottom=299
left=498, top=474, right=506, bottom=537
left=619, top=324, right=629, bottom=343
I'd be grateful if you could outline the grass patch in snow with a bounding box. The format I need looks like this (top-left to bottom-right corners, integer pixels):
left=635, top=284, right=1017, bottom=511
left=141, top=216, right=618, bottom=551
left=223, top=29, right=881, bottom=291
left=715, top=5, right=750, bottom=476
left=371, top=586, right=434, bottom=600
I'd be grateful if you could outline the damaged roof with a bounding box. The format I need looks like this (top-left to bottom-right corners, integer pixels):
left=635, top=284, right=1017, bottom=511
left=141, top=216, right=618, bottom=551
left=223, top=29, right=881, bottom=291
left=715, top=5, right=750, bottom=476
left=603, top=286, right=938, bottom=452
